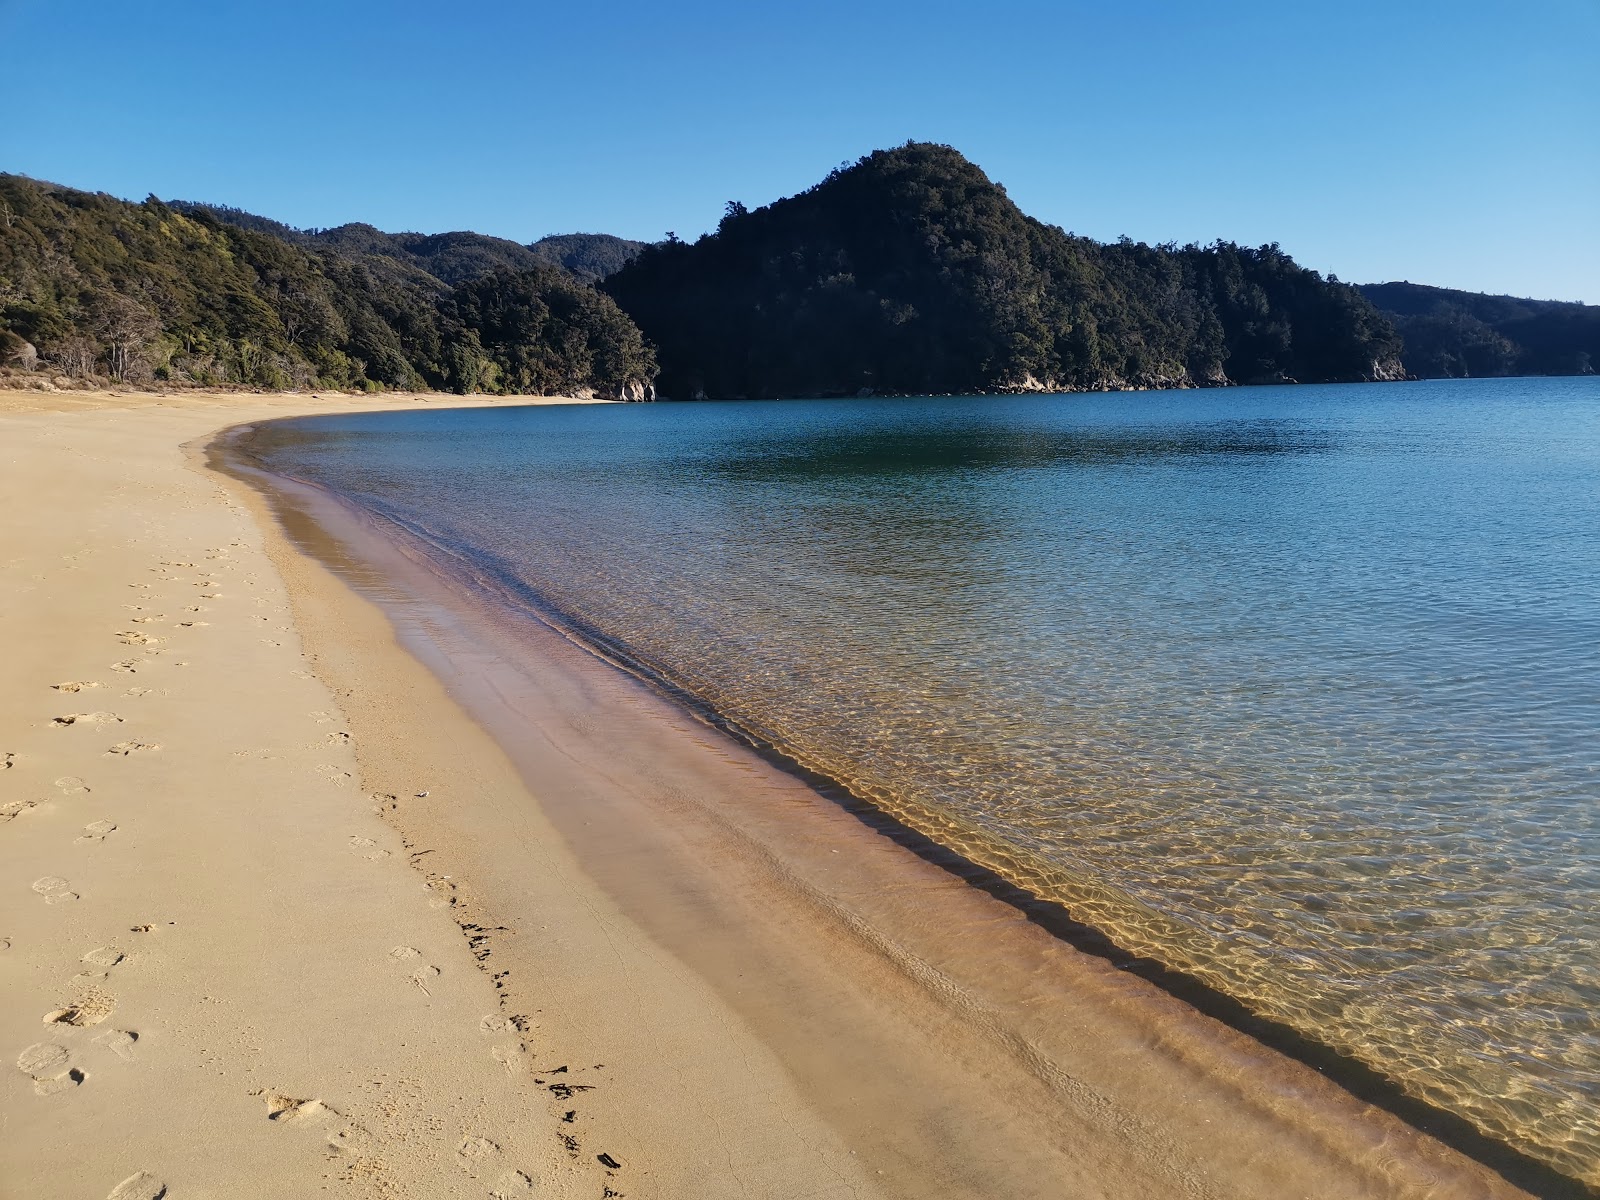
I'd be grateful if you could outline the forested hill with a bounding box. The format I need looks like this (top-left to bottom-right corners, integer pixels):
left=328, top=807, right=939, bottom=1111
left=4, top=152, right=1592, bottom=400
left=175, top=203, right=646, bottom=286
left=603, top=143, right=1406, bottom=399
left=0, top=175, right=656, bottom=396
left=1360, top=282, right=1597, bottom=379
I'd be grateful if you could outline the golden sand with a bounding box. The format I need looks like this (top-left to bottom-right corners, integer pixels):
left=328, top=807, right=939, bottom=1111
left=0, top=388, right=1535, bottom=1198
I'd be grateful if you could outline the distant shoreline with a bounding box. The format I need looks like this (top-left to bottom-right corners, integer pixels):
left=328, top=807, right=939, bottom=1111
left=7, top=371, right=1597, bottom=408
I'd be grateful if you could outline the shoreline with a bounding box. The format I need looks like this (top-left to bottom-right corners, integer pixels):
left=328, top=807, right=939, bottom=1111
left=0, top=387, right=1562, bottom=1198
left=225, top=411, right=1587, bottom=1197
left=226, top=408, right=1555, bottom=1196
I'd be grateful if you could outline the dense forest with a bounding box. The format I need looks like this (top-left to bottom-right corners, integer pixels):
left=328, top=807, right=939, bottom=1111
left=603, top=144, right=1406, bottom=398
left=170, top=204, right=646, bottom=286
left=2, top=147, right=1593, bottom=399
left=1360, top=282, right=1597, bottom=379
left=0, top=174, right=654, bottom=396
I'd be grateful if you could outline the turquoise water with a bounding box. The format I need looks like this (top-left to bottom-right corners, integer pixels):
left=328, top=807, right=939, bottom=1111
left=251, top=378, right=1600, bottom=1182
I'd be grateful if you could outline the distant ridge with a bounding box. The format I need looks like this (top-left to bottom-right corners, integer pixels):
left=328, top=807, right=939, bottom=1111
left=173, top=203, right=646, bottom=286
left=1360, top=282, right=1596, bottom=379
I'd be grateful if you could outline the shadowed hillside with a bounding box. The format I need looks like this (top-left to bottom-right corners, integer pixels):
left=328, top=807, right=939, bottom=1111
left=603, top=143, right=1406, bottom=399
left=1361, top=282, right=1597, bottom=379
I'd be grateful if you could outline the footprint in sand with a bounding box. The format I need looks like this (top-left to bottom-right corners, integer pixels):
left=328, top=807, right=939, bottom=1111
left=32, top=876, right=79, bottom=904
left=116, top=632, right=163, bottom=647
left=423, top=876, right=458, bottom=911
left=254, top=1090, right=373, bottom=1155
left=3, top=752, right=14, bottom=769
left=490, top=1042, right=532, bottom=1075
left=106, top=741, right=160, bottom=756
left=109, top=661, right=139, bottom=674
left=17, top=1042, right=84, bottom=1095
left=482, top=1013, right=533, bottom=1074
left=55, top=776, right=90, bottom=795
left=52, top=712, right=123, bottom=729
left=79, top=945, right=127, bottom=975
left=490, top=1170, right=536, bottom=1197
left=388, top=946, right=442, bottom=996
left=2, top=799, right=41, bottom=823
left=44, top=989, right=115, bottom=1027
left=457, top=1135, right=502, bottom=1175
left=76, top=820, right=118, bottom=843
left=93, top=1029, right=139, bottom=1061
left=106, top=1171, right=167, bottom=1200
left=52, top=681, right=103, bottom=694
left=347, top=835, right=390, bottom=861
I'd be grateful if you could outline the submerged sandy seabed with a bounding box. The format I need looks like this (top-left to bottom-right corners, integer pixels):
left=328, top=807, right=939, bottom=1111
left=0, top=386, right=1551, bottom=1199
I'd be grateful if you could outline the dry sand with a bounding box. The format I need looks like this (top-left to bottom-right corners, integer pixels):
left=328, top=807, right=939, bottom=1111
left=0, top=388, right=1546, bottom=1199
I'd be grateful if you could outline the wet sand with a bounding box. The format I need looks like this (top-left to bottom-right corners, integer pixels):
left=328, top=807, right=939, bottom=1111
left=0, top=386, right=1548, bottom=1199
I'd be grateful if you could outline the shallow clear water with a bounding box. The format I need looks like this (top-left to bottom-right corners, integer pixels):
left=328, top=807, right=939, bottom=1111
left=252, top=378, right=1600, bottom=1181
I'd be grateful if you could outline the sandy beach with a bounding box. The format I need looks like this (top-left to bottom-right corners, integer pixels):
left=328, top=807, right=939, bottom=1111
left=0, top=387, right=1549, bottom=1199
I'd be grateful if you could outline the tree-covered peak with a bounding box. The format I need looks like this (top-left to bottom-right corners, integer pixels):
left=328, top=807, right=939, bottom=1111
left=605, top=144, right=1404, bottom=398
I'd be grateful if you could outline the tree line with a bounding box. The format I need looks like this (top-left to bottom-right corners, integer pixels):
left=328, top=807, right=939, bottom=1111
left=0, top=174, right=654, bottom=397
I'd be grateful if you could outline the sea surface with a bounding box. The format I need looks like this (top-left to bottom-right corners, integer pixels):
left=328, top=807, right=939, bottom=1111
left=250, top=377, right=1600, bottom=1183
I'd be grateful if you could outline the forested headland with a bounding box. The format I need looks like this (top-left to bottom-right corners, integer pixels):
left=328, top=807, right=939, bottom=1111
left=605, top=144, right=1406, bottom=398
left=1, top=145, right=1592, bottom=399
left=1359, top=282, right=1597, bottom=380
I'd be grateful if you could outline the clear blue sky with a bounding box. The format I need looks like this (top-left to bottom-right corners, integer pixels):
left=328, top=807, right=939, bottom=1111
left=3, top=0, right=1595, bottom=301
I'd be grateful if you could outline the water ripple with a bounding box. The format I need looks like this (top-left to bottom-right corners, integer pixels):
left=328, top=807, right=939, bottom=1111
left=255, top=377, right=1600, bottom=1183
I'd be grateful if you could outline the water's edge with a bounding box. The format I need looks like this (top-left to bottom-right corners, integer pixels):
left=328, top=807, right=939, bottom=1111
left=213, top=415, right=1591, bottom=1199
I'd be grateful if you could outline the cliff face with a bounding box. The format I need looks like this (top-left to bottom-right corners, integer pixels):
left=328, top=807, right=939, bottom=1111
left=605, top=143, right=1403, bottom=399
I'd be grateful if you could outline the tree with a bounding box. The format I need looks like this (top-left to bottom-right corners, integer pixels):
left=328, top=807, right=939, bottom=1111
left=90, top=293, right=161, bottom=382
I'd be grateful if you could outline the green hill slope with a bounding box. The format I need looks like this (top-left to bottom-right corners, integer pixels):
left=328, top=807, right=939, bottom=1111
left=0, top=176, right=655, bottom=396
